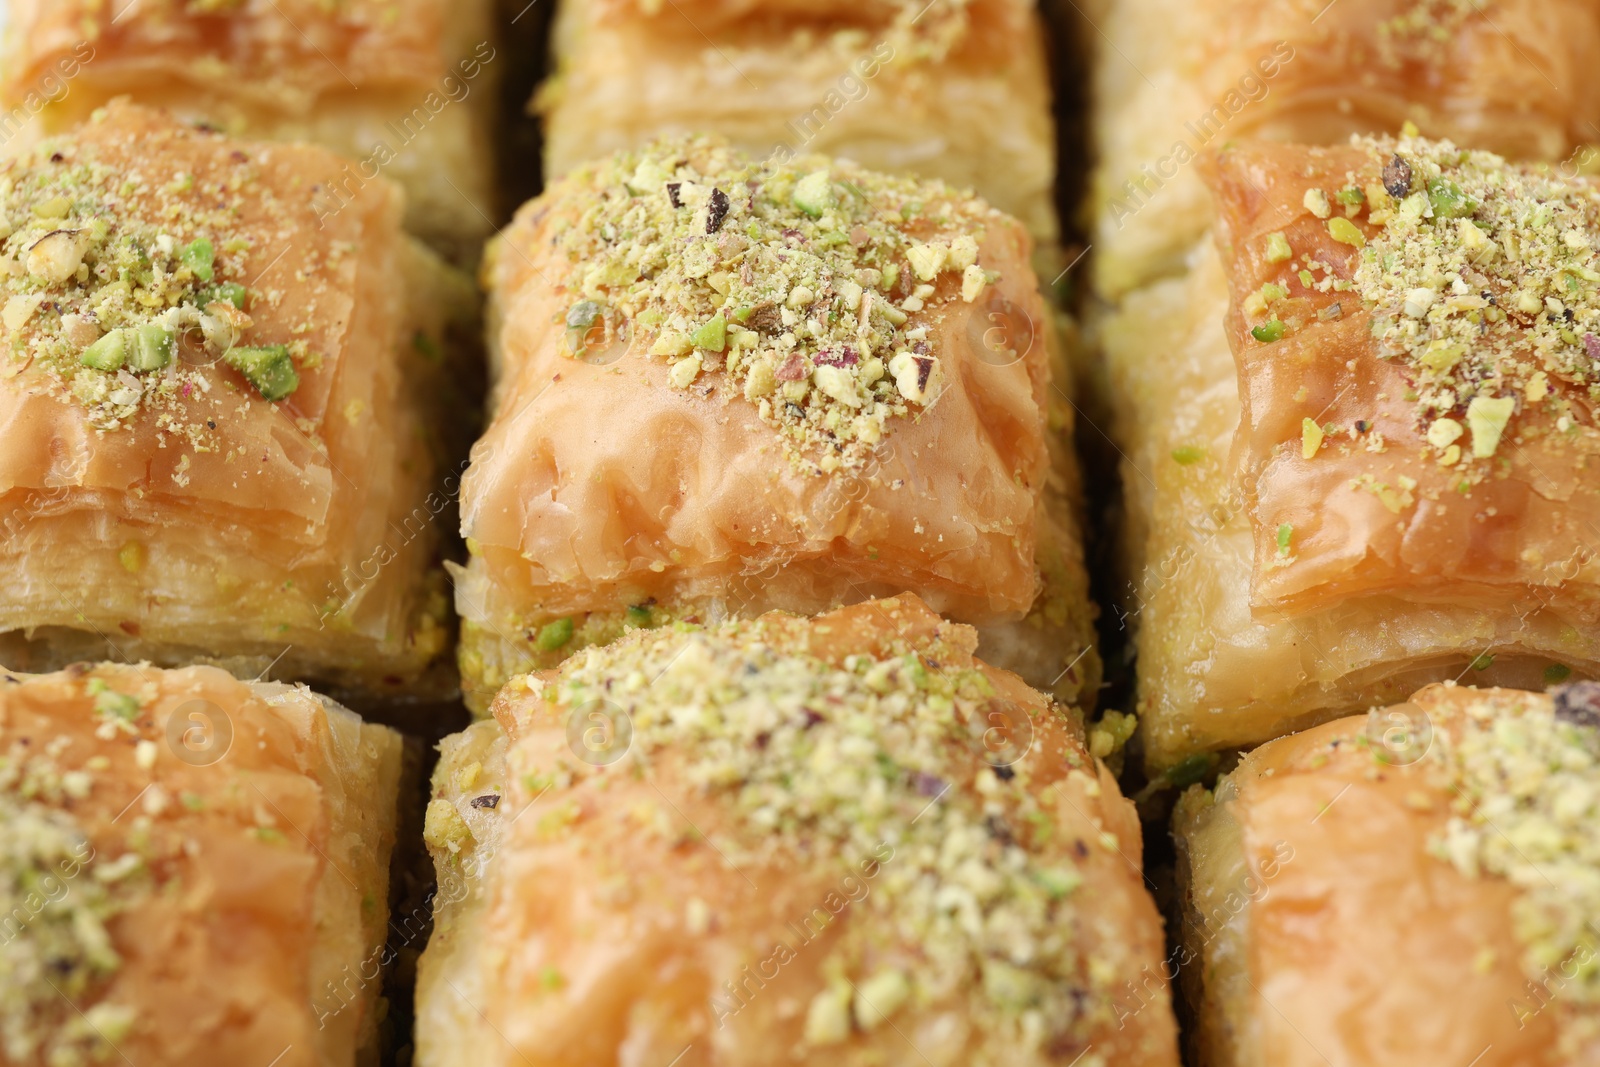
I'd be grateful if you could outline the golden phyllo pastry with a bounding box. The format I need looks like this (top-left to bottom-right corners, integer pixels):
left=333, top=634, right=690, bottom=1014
left=1175, top=682, right=1600, bottom=1066
left=0, top=102, right=469, bottom=705
left=537, top=0, right=1059, bottom=242
left=0, top=0, right=500, bottom=262
left=418, top=595, right=1178, bottom=1067
left=1119, top=134, right=1600, bottom=772
left=1088, top=0, right=1600, bottom=298
left=0, top=661, right=404, bottom=1067
left=458, top=136, right=1097, bottom=712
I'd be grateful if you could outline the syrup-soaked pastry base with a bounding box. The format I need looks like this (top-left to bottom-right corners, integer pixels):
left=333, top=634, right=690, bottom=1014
left=1101, top=241, right=1600, bottom=771
left=538, top=0, right=1058, bottom=243
left=419, top=595, right=1176, bottom=1067
left=1174, top=683, right=1600, bottom=1066
left=0, top=0, right=501, bottom=263
left=0, top=662, right=404, bottom=1067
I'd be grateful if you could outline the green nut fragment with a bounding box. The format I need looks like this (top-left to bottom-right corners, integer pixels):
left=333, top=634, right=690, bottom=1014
left=181, top=237, right=215, bottom=282
left=625, top=604, right=652, bottom=626
left=79, top=330, right=127, bottom=371
left=1035, top=866, right=1083, bottom=900
left=690, top=312, right=726, bottom=352
left=1170, top=445, right=1204, bottom=465
left=127, top=324, right=174, bottom=371
left=203, top=282, right=248, bottom=309
left=1165, top=752, right=1217, bottom=790
left=1251, top=319, right=1286, bottom=343
left=225, top=344, right=300, bottom=401
left=566, top=300, right=600, bottom=329
left=1264, top=232, right=1293, bottom=262
left=1426, top=175, right=1476, bottom=219
left=1545, top=663, right=1572, bottom=684
left=792, top=170, right=833, bottom=218
left=535, top=617, right=575, bottom=652
left=1327, top=217, right=1365, bottom=247
left=1277, top=522, right=1293, bottom=556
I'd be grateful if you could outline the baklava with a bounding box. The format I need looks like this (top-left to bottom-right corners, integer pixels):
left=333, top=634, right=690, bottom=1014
left=1088, top=0, right=1600, bottom=298
left=0, top=661, right=404, bottom=1066
left=457, top=136, right=1098, bottom=712
left=1112, top=133, right=1600, bottom=771
left=0, top=0, right=501, bottom=262
left=0, top=101, right=470, bottom=705
left=1175, top=682, right=1600, bottom=1066
left=536, top=0, right=1060, bottom=243
left=418, top=595, right=1179, bottom=1067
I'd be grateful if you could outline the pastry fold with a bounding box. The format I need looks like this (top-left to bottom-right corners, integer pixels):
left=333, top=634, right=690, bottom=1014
left=0, top=0, right=501, bottom=262
left=0, top=661, right=404, bottom=1067
left=1088, top=0, right=1600, bottom=298
left=537, top=0, right=1059, bottom=243
left=0, top=102, right=471, bottom=707
left=1114, top=135, right=1600, bottom=771
left=457, top=136, right=1097, bottom=713
left=418, top=594, right=1179, bottom=1067
left=1174, top=682, right=1600, bottom=1066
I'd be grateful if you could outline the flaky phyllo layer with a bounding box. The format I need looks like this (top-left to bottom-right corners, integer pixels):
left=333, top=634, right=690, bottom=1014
left=0, top=662, right=403, bottom=1066
left=1088, top=0, right=1600, bottom=299
left=538, top=0, right=1059, bottom=241
left=1110, top=134, right=1600, bottom=770
left=458, top=136, right=1098, bottom=712
left=0, top=0, right=501, bottom=260
left=0, top=102, right=462, bottom=700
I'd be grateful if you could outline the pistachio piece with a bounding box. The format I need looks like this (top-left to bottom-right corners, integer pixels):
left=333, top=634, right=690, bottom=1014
left=180, top=237, right=215, bottom=282
left=1466, top=395, right=1514, bottom=457
left=792, top=170, right=832, bottom=218
left=1327, top=217, right=1365, bottom=247
left=26, top=229, right=87, bottom=284
left=690, top=312, right=726, bottom=352
left=888, top=350, right=934, bottom=403
left=202, top=281, right=248, bottom=309
left=80, top=330, right=128, bottom=371
left=127, top=325, right=174, bottom=371
left=667, top=353, right=702, bottom=389
left=225, top=344, right=299, bottom=401
left=906, top=241, right=947, bottom=281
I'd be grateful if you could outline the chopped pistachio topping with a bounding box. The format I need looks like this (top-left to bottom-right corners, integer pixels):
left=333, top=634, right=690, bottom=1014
left=1351, top=134, right=1600, bottom=463
left=0, top=126, right=303, bottom=430
left=223, top=345, right=299, bottom=402
left=0, top=747, right=141, bottom=1065
left=543, top=137, right=1002, bottom=472
left=1425, top=685, right=1600, bottom=1056
left=509, top=616, right=1111, bottom=1052
left=1374, top=0, right=1494, bottom=67
left=1251, top=318, right=1286, bottom=344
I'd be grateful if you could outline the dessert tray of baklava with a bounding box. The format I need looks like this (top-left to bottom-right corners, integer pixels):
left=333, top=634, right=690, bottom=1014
left=0, top=0, right=1593, bottom=1064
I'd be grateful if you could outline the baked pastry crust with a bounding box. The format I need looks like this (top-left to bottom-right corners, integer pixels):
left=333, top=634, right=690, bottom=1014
left=537, top=0, right=1059, bottom=242
left=0, top=0, right=501, bottom=262
left=419, top=595, right=1178, bottom=1067
left=1088, top=0, right=1600, bottom=298
left=1110, top=136, right=1600, bottom=771
left=457, top=136, right=1097, bottom=712
left=0, top=661, right=404, bottom=1067
left=1174, top=682, right=1600, bottom=1066
left=0, top=102, right=470, bottom=706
